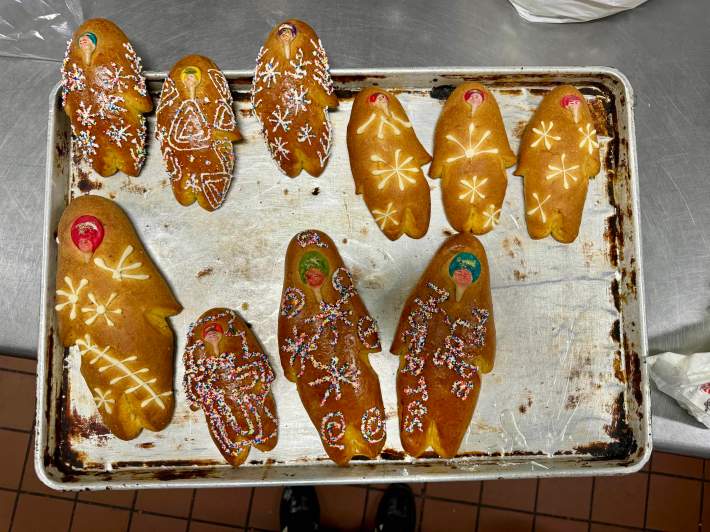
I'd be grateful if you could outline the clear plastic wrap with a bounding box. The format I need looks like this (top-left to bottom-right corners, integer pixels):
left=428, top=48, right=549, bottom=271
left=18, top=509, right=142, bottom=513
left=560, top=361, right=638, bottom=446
left=0, top=0, right=82, bottom=61
left=508, top=0, right=647, bottom=23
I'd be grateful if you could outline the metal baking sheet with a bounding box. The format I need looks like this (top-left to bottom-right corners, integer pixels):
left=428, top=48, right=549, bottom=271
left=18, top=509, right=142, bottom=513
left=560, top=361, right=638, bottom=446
left=36, top=67, right=650, bottom=490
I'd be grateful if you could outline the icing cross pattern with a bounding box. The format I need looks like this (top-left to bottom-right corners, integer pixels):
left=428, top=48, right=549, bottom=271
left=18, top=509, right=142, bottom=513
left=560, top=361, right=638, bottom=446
left=530, top=120, right=560, bottom=150
left=77, top=334, right=171, bottom=410
left=93, top=245, right=150, bottom=281
left=445, top=123, right=498, bottom=163
left=371, top=149, right=419, bottom=191
left=81, top=292, right=122, bottom=326
left=546, top=153, right=580, bottom=189
left=356, top=110, right=411, bottom=139
left=527, top=192, right=551, bottom=223
left=55, top=276, right=88, bottom=320
left=459, top=176, right=488, bottom=204
left=578, top=123, right=599, bottom=155
left=483, top=204, right=502, bottom=228
left=308, top=356, right=361, bottom=406
left=372, top=202, right=399, bottom=230
left=92, top=387, right=114, bottom=414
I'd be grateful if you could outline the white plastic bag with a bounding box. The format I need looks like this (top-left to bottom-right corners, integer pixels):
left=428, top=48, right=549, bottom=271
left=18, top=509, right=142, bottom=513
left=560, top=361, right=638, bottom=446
left=648, top=352, right=710, bottom=429
left=508, top=0, right=648, bottom=23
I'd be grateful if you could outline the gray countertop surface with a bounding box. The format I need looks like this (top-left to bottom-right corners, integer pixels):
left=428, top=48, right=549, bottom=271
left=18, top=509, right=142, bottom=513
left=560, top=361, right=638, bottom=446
left=1, top=0, right=709, bottom=456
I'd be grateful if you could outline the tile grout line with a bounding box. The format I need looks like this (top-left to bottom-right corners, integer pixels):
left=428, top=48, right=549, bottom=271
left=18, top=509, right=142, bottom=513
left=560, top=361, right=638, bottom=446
left=417, top=482, right=427, bottom=532
left=0, top=366, right=36, bottom=377
left=66, top=492, right=79, bottom=532
left=642, top=470, right=651, bottom=530
left=360, top=486, right=370, bottom=531
left=587, top=476, right=596, bottom=532
left=475, top=482, right=483, bottom=531
left=0, top=426, right=32, bottom=434
left=243, top=487, right=256, bottom=530
left=125, top=491, right=138, bottom=531
left=699, top=461, right=706, bottom=532
left=185, top=489, right=196, bottom=532
left=7, top=418, right=33, bottom=532
left=531, top=478, right=540, bottom=531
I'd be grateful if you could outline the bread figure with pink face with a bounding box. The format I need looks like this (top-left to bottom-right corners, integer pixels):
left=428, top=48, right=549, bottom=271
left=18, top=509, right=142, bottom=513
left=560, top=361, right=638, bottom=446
left=515, top=85, right=601, bottom=243
left=430, top=83, right=516, bottom=235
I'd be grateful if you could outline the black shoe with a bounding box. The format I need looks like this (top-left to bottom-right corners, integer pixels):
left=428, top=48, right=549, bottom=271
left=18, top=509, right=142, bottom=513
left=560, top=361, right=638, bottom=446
left=280, top=485, right=320, bottom=532
left=374, top=483, right=416, bottom=532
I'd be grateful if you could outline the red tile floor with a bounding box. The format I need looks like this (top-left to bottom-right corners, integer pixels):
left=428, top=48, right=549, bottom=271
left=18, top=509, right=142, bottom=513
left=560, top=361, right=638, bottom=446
left=2, top=353, right=709, bottom=532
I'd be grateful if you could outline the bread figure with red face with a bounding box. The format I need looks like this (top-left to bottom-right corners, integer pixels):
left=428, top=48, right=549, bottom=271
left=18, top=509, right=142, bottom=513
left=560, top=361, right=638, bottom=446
left=251, top=20, right=338, bottom=177
left=277, top=230, right=386, bottom=465
left=61, top=19, right=152, bottom=177
left=430, top=83, right=516, bottom=234
left=347, top=88, right=432, bottom=240
left=156, top=55, right=241, bottom=211
left=515, top=85, right=601, bottom=243
left=184, top=308, right=278, bottom=466
left=54, top=195, right=182, bottom=440
left=391, top=233, right=495, bottom=458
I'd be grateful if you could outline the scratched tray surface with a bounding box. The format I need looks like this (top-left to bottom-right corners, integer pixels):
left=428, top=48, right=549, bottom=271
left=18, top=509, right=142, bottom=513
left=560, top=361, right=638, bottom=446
left=38, top=69, right=648, bottom=489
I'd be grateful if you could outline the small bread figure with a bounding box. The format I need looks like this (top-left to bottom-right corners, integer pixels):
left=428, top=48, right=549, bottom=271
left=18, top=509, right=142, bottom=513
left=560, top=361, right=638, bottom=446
left=184, top=308, right=278, bottom=466
left=391, top=233, right=495, bottom=458
left=277, top=230, right=386, bottom=465
left=515, top=85, right=601, bottom=243
left=156, top=55, right=241, bottom=211
left=251, top=20, right=338, bottom=177
left=54, top=195, right=182, bottom=440
left=61, top=19, right=152, bottom=177
left=430, top=83, right=516, bottom=234
left=347, top=88, right=432, bottom=240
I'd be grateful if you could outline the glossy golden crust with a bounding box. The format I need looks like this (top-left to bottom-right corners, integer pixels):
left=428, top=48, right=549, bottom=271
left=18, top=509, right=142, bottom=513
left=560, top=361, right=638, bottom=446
left=430, top=83, right=516, bottom=235
left=251, top=19, right=338, bottom=177
left=61, top=18, right=152, bottom=177
left=515, top=85, right=601, bottom=243
left=277, top=230, right=385, bottom=465
left=347, top=88, right=432, bottom=240
left=55, top=195, right=182, bottom=440
left=156, top=55, right=241, bottom=211
left=183, top=308, right=278, bottom=466
left=391, top=233, right=495, bottom=458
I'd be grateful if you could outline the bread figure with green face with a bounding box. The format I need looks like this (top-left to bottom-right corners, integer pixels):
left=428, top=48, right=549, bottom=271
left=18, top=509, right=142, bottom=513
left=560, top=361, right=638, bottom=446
left=392, top=233, right=495, bottom=458
left=515, top=85, right=601, bottom=243
left=347, top=88, right=432, bottom=240
left=184, top=308, right=278, bottom=466
left=54, top=195, right=182, bottom=440
left=156, top=55, right=241, bottom=211
left=251, top=20, right=338, bottom=177
left=277, top=230, right=386, bottom=465
left=430, top=83, right=516, bottom=234
left=61, top=19, right=152, bottom=177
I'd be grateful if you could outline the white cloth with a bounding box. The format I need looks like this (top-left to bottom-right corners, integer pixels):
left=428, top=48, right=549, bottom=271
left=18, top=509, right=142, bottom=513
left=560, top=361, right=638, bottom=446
left=648, top=352, right=710, bottom=429
left=508, top=0, right=648, bottom=23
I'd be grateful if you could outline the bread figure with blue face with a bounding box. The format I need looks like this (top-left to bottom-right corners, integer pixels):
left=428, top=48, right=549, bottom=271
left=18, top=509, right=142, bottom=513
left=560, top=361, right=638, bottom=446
left=391, top=233, right=495, bottom=458
left=515, top=85, right=601, bottom=243
left=430, top=83, right=516, bottom=235
left=61, top=19, right=152, bottom=177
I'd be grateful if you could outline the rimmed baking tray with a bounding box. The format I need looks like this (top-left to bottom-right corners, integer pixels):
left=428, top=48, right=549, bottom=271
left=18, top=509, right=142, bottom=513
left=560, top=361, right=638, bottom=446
left=37, top=67, right=650, bottom=490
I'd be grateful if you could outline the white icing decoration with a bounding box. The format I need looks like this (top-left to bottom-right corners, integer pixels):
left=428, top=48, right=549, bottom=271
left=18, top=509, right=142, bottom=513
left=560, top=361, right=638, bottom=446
left=260, top=59, right=281, bottom=87
left=269, top=136, right=289, bottom=160
left=483, top=204, right=502, bottom=228
left=81, top=292, right=122, bottom=327
left=308, top=356, right=361, bottom=406
left=546, top=153, right=580, bottom=189
left=527, top=192, right=551, bottom=223
left=530, top=120, right=560, bottom=150
left=285, top=86, right=311, bottom=114
left=297, top=123, right=315, bottom=144
left=93, top=245, right=150, bottom=281
left=77, top=101, right=96, bottom=127
left=168, top=100, right=210, bottom=151
left=55, top=276, right=88, bottom=320
left=309, top=38, right=334, bottom=95
left=207, top=68, right=230, bottom=99
left=268, top=105, right=292, bottom=132
left=579, top=123, right=599, bottom=155
left=445, top=123, right=498, bottom=163
left=77, top=335, right=171, bottom=410
left=92, top=387, right=114, bottom=414
left=356, top=110, right=411, bottom=139
left=372, top=202, right=400, bottom=230
left=370, top=149, right=419, bottom=191
left=106, top=123, right=132, bottom=147
left=288, top=48, right=311, bottom=79
left=213, top=100, right=236, bottom=130
left=458, top=176, right=488, bottom=204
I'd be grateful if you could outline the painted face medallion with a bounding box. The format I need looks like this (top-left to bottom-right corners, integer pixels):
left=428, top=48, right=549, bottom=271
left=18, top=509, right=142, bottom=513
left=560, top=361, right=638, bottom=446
left=464, top=89, right=485, bottom=114
left=202, top=322, right=224, bottom=354
left=448, top=252, right=481, bottom=301
left=180, top=66, right=202, bottom=98
left=299, top=251, right=329, bottom=289
left=70, top=215, right=104, bottom=253
left=77, top=32, right=97, bottom=65
left=368, top=92, right=389, bottom=111
left=561, top=94, right=582, bottom=123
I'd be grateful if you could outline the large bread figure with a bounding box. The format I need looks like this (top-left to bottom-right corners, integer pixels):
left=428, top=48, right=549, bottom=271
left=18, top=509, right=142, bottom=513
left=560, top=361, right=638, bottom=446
left=156, top=55, right=241, bottom=211
left=277, top=230, right=386, bottom=465
left=515, top=85, right=601, bottom=243
left=61, top=19, right=152, bottom=177
left=347, top=88, right=432, bottom=240
left=184, top=308, right=278, bottom=466
left=430, top=83, right=516, bottom=234
left=54, top=195, right=182, bottom=439
left=251, top=20, right=338, bottom=177
left=391, top=233, right=495, bottom=458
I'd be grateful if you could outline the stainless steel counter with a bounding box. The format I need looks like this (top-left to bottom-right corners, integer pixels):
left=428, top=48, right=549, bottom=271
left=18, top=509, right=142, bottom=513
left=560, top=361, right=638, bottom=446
left=2, top=0, right=709, bottom=456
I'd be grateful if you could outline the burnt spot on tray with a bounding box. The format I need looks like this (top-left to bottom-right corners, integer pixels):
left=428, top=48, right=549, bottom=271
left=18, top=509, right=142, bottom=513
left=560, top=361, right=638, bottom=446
left=78, top=177, right=102, bottom=193
left=512, top=120, right=528, bottom=140
left=513, top=270, right=527, bottom=281
left=575, top=392, right=637, bottom=460
left=613, top=351, right=626, bottom=383
left=604, top=215, right=621, bottom=268
left=430, top=85, right=455, bottom=101
left=312, top=187, right=320, bottom=196
left=68, top=409, right=111, bottom=441
left=624, top=334, right=643, bottom=407
left=283, top=189, right=289, bottom=196
left=196, top=267, right=213, bottom=279
left=565, top=394, right=580, bottom=410
left=587, top=97, right=611, bottom=137
left=380, top=449, right=406, bottom=461
left=138, top=442, right=155, bottom=449
left=443, top=229, right=454, bottom=237
left=241, top=302, right=249, bottom=311
left=334, top=89, right=357, bottom=100
left=342, top=238, right=348, bottom=244
left=610, top=319, right=621, bottom=343
left=611, top=278, right=622, bottom=312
